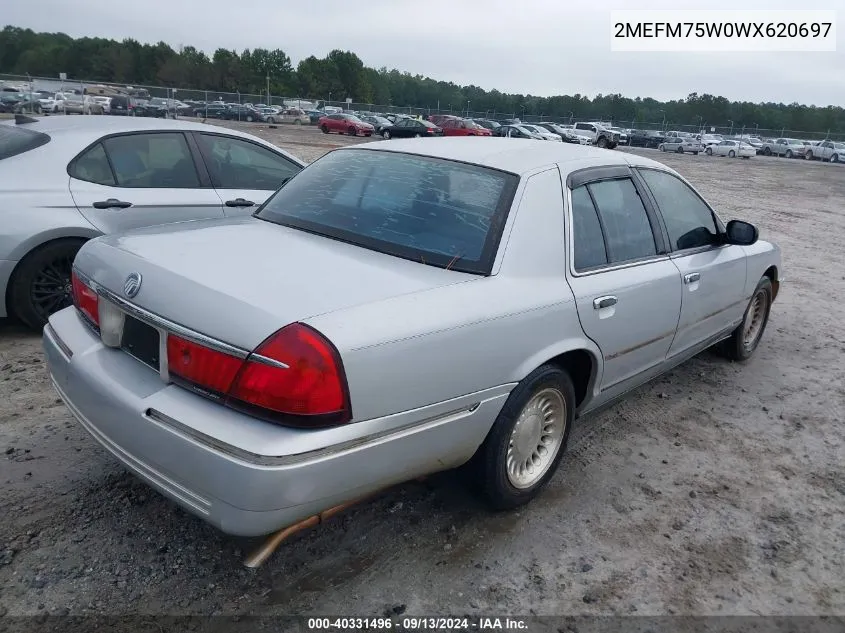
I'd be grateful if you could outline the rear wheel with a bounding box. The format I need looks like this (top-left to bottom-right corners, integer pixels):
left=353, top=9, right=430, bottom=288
left=785, top=150, right=793, bottom=158
left=382, top=130, right=391, bottom=139
left=832, top=153, right=840, bottom=163
left=705, top=146, right=712, bottom=155
left=659, top=145, right=665, bottom=152
left=729, top=150, right=736, bottom=158
left=9, top=239, right=85, bottom=330
left=414, top=133, right=421, bottom=138
left=721, top=277, right=772, bottom=362
left=763, top=147, right=772, bottom=156
left=347, top=127, right=357, bottom=136
left=246, top=115, right=254, bottom=122
left=677, top=146, right=684, bottom=153
left=475, top=364, right=575, bottom=509
left=596, top=136, right=608, bottom=149
left=805, top=151, right=813, bottom=160
left=321, top=124, right=329, bottom=134
left=294, top=119, right=302, bottom=125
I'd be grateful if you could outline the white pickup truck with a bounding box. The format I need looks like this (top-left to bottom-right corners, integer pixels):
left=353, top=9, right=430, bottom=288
left=805, top=140, right=845, bottom=163
left=571, top=122, right=619, bottom=149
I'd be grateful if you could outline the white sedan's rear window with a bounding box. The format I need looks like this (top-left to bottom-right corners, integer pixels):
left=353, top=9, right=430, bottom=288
left=0, top=125, right=50, bottom=160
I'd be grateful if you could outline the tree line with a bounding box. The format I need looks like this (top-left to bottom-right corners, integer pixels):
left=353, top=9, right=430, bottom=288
left=1, top=25, right=843, bottom=133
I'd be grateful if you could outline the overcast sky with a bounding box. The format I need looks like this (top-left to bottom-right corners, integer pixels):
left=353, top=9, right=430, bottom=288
left=4, top=0, right=842, bottom=106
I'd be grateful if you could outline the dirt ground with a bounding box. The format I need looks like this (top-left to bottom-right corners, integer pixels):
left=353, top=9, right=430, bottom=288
left=1, top=122, right=843, bottom=618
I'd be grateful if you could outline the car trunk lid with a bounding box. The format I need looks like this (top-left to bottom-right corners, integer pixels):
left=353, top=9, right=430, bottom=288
left=75, top=216, right=473, bottom=351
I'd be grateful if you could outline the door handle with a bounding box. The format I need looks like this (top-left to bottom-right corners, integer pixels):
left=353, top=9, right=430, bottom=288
left=224, top=198, right=255, bottom=207
left=593, top=296, right=618, bottom=310
left=92, top=198, right=132, bottom=209
left=684, top=272, right=701, bottom=284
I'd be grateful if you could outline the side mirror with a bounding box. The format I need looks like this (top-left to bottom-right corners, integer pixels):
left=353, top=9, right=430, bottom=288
left=725, top=220, right=759, bottom=246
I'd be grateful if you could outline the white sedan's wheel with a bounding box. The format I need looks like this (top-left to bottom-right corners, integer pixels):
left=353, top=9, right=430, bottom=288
left=506, top=388, right=567, bottom=489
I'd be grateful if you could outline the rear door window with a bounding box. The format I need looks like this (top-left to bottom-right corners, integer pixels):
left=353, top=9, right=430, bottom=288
left=0, top=126, right=50, bottom=160
left=102, top=132, right=199, bottom=188
left=586, top=178, right=657, bottom=263
left=69, top=143, right=115, bottom=185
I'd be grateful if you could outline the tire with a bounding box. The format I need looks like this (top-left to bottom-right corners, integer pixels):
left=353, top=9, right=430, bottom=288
left=348, top=127, right=357, bottom=136
left=728, top=150, right=736, bottom=158
left=268, top=117, right=276, bottom=124
left=705, top=147, right=712, bottom=155
left=414, top=133, right=421, bottom=138
left=805, top=151, right=813, bottom=160
left=596, top=136, right=608, bottom=149
left=382, top=130, right=391, bottom=139
left=785, top=150, right=793, bottom=159
left=832, top=154, right=840, bottom=163
left=721, top=277, right=773, bottom=362
left=246, top=115, right=254, bottom=123
left=294, top=119, right=302, bottom=125
left=475, top=364, right=576, bottom=510
left=763, top=147, right=772, bottom=156
left=677, top=146, right=684, bottom=153
left=693, top=151, right=699, bottom=155
left=321, top=125, right=329, bottom=134
left=9, top=238, right=85, bottom=330
left=658, top=145, right=665, bottom=152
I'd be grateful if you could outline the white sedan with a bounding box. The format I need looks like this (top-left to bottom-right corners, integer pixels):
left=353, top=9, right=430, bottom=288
left=706, top=140, right=756, bottom=159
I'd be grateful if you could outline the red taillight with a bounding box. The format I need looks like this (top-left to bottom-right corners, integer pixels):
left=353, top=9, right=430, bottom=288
left=228, top=323, right=349, bottom=424
left=167, top=335, right=243, bottom=395
left=71, top=271, right=99, bottom=327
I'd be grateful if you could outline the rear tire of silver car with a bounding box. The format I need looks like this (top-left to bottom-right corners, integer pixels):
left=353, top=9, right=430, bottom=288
left=729, top=150, right=736, bottom=158
left=705, top=147, right=712, bottom=155
left=786, top=150, right=793, bottom=158
left=477, top=364, right=575, bottom=510
left=9, top=238, right=86, bottom=331
left=658, top=145, right=665, bottom=152
left=722, top=277, right=772, bottom=362
left=382, top=130, right=391, bottom=139
left=763, top=147, right=771, bottom=156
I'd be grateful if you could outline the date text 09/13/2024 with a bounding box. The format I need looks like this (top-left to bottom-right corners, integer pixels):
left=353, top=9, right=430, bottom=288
left=306, top=617, right=528, bottom=630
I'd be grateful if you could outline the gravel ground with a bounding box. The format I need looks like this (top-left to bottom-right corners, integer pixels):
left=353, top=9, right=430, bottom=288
left=1, top=123, right=843, bottom=617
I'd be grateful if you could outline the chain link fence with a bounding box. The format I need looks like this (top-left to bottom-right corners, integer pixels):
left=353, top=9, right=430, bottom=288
left=3, top=72, right=842, bottom=141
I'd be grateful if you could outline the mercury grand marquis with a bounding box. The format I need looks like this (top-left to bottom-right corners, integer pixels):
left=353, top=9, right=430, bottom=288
left=44, top=138, right=782, bottom=537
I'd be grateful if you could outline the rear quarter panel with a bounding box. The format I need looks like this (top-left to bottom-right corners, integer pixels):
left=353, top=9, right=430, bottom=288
left=1, top=152, right=99, bottom=316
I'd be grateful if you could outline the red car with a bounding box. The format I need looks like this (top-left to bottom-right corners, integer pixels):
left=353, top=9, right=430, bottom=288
left=428, top=114, right=461, bottom=127
left=318, top=113, right=375, bottom=136
left=439, top=118, right=493, bottom=137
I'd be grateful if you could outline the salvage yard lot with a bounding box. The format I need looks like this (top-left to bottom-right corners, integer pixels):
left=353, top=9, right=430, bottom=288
left=1, top=122, right=843, bottom=616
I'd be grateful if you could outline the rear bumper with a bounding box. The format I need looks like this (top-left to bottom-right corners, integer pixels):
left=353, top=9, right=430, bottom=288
left=44, top=307, right=507, bottom=536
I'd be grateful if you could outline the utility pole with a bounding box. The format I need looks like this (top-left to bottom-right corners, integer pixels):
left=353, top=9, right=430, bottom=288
left=266, top=72, right=270, bottom=105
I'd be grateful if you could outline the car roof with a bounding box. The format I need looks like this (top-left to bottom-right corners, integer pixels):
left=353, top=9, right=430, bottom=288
left=0, top=116, right=305, bottom=170
left=343, top=137, right=668, bottom=175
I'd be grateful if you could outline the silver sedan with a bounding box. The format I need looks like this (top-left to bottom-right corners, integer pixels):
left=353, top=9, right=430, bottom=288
left=45, top=138, right=781, bottom=543
left=0, top=116, right=304, bottom=329
left=658, top=137, right=704, bottom=154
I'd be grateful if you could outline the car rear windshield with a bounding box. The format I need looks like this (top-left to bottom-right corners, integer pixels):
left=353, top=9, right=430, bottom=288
left=0, top=125, right=50, bottom=160
left=255, top=149, right=519, bottom=274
